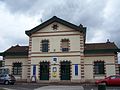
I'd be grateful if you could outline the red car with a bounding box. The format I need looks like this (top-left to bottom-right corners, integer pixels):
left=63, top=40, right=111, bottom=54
left=95, top=75, right=120, bottom=85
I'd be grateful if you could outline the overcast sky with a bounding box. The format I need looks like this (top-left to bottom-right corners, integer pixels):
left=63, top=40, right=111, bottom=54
left=0, top=0, right=120, bottom=53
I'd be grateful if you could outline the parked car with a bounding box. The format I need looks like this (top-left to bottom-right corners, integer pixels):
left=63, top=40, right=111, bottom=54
left=95, top=75, right=120, bottom=86
left=0, top=74, right=16, bottom=85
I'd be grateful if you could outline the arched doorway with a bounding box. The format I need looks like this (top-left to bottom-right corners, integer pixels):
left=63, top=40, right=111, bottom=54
left=39, top=62, right=49, bottom=80
left=60, top=61, right=71, bottom=80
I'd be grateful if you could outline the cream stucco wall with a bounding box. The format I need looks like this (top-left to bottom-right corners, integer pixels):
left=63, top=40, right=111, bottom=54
left=31, top=34, right=81, bottom=53
left=30, top=56, right=81, bottom=81
left=5, top=56, right=28, bottom=80
left=84, top=55, right=116, bottom=79
left=36, top=22, right=75, bottom=32
left=31, top=22, right=83, bottom=53
left=29, top=22, right=84, bottom=82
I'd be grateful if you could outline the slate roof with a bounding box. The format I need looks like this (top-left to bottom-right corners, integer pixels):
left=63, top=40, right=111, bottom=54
left=25, top=16, right=86, bottom=36
left=5, top=45, right=28, bottom=52
left=85, top=42, right=118, bottom=50
left=84, top=42, right=120, bottom=54
left=0, top=45, right=29, bottom=56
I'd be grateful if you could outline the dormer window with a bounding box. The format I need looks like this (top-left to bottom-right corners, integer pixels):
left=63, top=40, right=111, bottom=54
left=52, top=24, right=58, bottom=30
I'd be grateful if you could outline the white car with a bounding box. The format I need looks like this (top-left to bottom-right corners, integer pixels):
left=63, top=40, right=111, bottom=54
left=0, top=74, right=16, bottom=85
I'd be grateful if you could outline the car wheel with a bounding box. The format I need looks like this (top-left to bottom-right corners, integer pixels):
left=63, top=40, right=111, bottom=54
left=4, top=80, right=9, bottom=85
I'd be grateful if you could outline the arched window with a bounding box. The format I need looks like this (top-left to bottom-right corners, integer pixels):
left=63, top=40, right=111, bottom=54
left=12, top=62, right=22, bottom=75
left=61, top=39, right=70, bottom=52
left=41, top=40, right=49, bottom=52
left=94, top=61, right=105, bottom=75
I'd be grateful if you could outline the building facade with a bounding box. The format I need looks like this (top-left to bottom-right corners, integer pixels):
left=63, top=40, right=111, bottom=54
left=0, top=16, right=120, bottom=82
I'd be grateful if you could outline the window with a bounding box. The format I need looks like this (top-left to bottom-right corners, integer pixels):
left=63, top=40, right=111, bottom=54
left=53, top=57, right=58, bottom=63
left=94, top=61, right=105, bottom=75
left=12, top=63, right=22, bottom=75
left=61, top=39, right=69, bottom=52
left=41, top=40, right=49, bottom=52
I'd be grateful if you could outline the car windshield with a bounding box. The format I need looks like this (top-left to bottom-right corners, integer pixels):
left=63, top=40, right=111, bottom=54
left=110, top=76, right=116, bottom=79
left=109, top=75, right=120, bottom=79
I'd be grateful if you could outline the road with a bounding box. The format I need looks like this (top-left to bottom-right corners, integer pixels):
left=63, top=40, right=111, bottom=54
left=0, top=83, right=120, bottom=90
left=83, top=85, right=120, bottom=90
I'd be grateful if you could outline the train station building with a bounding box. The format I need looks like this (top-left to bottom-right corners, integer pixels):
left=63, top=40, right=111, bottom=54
left=0, top=16, right=120, bottom=82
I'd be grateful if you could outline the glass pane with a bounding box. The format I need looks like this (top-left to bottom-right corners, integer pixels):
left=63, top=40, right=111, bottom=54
left=42, top=40, right=49, bottom=52
left=62, top=48, right=69, bottom=52
left=13, top=63, right=22, bottom=75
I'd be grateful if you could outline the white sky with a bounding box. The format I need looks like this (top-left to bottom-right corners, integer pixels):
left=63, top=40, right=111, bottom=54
left=0, top=3, right=41, bottom=51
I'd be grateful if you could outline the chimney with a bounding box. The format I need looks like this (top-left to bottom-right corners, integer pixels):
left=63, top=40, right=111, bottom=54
left=106, top=39, right=110, bottom=43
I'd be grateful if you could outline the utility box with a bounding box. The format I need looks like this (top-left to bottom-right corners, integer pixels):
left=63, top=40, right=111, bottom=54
left=98, top=83, right=106, bottom=90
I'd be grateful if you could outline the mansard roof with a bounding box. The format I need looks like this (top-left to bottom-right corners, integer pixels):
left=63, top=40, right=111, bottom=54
left=25, top=16, right=86, bottom=36
left=85, top=42, right=120, bottom=54
left=0, top=45, right=28, bottom=56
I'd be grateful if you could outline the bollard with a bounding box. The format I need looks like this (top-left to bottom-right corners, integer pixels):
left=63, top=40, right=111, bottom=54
left=98, top=83, right=106, bottom=90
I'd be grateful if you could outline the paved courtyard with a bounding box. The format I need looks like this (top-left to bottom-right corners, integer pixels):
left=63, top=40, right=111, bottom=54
left=1, top=83, right=120, bottom=90
left=35, top=85, right=84, bottom=90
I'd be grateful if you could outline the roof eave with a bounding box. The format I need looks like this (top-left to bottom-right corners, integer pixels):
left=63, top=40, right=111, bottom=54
left=25, top=16, right=86, bottom=36
left=0, top=52, right=28, bottom=56
left=84, top=49, right=120, bottom=54
left=25, top=30, right=31, bottom=36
